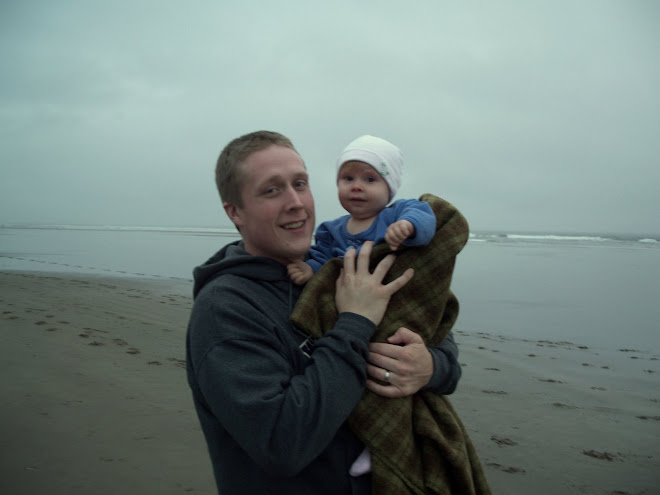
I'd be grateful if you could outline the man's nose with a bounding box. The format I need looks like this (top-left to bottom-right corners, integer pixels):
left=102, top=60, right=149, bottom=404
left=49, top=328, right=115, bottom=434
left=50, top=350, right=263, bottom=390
left=284, top=186, right=305, bottom=208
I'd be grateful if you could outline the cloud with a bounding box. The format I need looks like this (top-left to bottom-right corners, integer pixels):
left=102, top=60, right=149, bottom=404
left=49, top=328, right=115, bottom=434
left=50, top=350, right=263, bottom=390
left=1, top=0, right=658, bottom=233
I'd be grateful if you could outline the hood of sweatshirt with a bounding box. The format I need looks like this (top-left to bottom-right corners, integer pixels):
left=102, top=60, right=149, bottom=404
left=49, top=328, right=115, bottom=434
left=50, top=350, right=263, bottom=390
left=192, top=240, right=290, bottom=298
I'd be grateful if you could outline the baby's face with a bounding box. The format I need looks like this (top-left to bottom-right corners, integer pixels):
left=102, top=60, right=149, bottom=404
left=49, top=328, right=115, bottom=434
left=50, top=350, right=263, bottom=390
left=336, top=161, right=390, bottom=218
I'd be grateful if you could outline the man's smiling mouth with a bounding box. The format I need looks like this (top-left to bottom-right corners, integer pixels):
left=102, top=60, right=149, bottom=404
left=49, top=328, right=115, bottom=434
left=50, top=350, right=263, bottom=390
left=283, top=221, right=304, bottom=229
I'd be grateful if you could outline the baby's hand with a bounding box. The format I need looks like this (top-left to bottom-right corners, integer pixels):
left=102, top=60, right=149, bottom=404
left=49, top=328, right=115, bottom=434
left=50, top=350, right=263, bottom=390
left=287, top=259, right=313, bottom=285
left=385, top=220, right=415, bottom=251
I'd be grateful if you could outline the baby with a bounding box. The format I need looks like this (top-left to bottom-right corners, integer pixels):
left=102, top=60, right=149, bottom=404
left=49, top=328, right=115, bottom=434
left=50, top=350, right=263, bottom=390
left=287, top=135, right=437, bottom=477
left=288, top=134, right=436, bottom=285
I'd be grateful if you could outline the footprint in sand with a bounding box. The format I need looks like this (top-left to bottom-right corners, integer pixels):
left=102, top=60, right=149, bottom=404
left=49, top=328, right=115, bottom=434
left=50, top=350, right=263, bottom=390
left=485, top=462, right=525, bottom=474
left=582, top=449, right=620, bottom=461
left=84, top=327, right=108, bottom=334
left=490, top=435, right=518, bottom=447
left=167, top=357, right=186, bottom=368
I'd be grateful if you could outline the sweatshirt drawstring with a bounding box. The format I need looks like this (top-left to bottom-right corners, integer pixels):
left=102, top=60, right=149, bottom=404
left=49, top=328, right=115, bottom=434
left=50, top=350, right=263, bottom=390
left=288, top=280, right=293, bottom=314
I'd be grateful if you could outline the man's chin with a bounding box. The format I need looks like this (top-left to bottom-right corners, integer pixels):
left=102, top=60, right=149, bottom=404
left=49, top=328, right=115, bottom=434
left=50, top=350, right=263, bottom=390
left=287, top=241, right=312, bottom=260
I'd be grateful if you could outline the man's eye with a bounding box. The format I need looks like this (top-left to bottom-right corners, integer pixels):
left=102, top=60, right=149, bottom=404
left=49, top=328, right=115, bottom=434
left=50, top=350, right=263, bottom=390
left=295, top=181, right=307, bottom=189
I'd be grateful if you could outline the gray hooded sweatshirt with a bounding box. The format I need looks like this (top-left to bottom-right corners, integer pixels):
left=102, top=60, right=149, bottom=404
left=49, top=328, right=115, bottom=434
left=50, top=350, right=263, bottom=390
left=186, top=241, right=461, bottom=494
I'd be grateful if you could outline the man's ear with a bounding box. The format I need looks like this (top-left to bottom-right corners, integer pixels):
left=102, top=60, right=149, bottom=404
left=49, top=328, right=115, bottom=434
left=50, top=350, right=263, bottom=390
left=223, top=202, right=243, bottom=228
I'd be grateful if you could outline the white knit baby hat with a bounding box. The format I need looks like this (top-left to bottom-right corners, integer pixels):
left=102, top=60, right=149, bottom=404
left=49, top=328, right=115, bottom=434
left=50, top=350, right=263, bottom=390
left=336, top=135, right=403, bottom=201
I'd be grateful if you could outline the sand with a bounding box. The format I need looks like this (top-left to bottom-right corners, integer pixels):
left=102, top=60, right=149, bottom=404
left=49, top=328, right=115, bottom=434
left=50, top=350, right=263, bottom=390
left=1, top=270, right=658, bottom=494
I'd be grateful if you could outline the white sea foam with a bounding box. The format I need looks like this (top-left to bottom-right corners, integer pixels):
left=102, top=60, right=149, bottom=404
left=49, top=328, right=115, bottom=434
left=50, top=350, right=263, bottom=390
left=506, top=234, right=608, bottom=242
left=466, top=231, right=660, bottom=246
left=3, top=224, right=658, bottom=247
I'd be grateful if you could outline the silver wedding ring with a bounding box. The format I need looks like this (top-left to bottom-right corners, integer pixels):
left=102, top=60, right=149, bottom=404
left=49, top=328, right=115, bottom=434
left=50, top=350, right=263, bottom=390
left=384, top=370, right=391, bottom=382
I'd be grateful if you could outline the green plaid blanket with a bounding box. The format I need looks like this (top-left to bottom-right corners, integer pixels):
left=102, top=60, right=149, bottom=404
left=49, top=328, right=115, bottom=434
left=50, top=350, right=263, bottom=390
left=290, top=194, right=491, bottom=495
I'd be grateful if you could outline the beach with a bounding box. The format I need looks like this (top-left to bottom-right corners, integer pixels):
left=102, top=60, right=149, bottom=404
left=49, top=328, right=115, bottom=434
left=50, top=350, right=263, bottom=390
left=1, top=270, right=658, bottom=494
left=0, top=271, right=212, bottom=494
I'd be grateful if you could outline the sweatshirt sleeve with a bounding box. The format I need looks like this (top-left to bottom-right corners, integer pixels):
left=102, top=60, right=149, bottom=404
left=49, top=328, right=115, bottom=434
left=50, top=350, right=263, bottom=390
left=424, top=331, right=462, bottom=395
left=306, top=222, right=335, bottom=273
left=394, top=199, right=437, bottom=247
left=188, top=284, right=377, bottom=476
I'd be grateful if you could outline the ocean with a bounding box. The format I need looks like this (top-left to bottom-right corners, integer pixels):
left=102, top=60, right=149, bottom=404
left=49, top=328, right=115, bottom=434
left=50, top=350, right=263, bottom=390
left=1, top=225, right=658, bottom=352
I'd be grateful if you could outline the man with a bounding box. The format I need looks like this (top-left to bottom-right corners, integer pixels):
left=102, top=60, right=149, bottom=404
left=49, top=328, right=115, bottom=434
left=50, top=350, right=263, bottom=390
left=186, top=131, right=461, bottom=493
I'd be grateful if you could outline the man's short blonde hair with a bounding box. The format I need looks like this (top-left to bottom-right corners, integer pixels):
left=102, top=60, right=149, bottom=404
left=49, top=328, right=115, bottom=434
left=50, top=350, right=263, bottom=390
left=215, top=130, right=297, bottom=208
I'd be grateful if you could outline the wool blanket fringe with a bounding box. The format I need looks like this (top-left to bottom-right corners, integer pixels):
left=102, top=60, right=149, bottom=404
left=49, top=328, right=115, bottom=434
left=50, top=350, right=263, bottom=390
left=290, top=194, right=491, bottom=495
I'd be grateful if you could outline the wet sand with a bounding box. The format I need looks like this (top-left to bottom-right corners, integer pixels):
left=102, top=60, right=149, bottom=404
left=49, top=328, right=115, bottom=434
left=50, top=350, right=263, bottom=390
left=1, top=270, right=658, bottom=494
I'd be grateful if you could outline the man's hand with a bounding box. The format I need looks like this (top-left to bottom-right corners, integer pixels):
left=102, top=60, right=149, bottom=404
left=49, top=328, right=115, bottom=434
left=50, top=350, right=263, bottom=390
left=335, top=241, right=414, bottom=326
left=366, top=327, right=433, bottom=398
left=287, top=259, right=313, bottom=285
left=385, top=220, right=415, bottom=251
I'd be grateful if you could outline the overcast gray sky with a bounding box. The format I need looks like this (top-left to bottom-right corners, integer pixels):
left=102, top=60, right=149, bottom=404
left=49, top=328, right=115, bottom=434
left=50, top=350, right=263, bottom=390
left=1, top=1, right=658, bottom=234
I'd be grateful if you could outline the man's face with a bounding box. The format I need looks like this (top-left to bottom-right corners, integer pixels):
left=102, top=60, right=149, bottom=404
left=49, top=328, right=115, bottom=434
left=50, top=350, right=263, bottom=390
left=337, top=160, right=390, bottom=220
left=224, top=145, right=315, bottom=265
